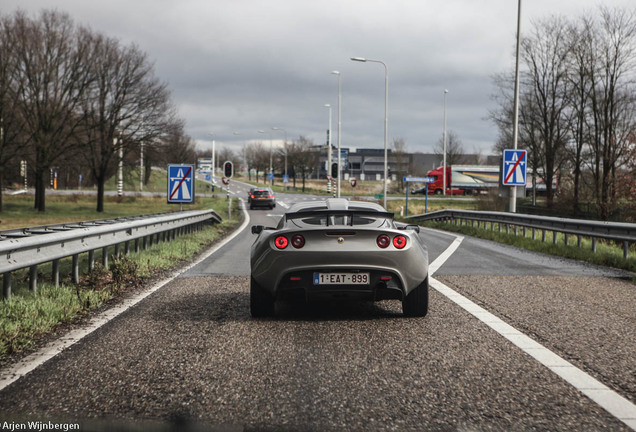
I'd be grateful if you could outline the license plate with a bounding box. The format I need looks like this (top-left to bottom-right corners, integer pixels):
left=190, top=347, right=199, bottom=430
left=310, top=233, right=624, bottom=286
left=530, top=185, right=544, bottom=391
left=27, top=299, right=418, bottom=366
left=313, top=272, right=369, bottom=285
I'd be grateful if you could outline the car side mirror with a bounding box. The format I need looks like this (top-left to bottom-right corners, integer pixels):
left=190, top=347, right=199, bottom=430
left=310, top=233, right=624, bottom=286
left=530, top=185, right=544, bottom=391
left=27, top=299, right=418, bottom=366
left=251, top=225, right=264, bottom=234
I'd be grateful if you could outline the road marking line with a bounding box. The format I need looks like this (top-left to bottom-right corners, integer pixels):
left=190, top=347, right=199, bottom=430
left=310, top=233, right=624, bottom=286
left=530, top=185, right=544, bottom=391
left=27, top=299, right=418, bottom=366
left=428, top=230, right=636, bottom=430
left=0, top=201, right=251, bottom=392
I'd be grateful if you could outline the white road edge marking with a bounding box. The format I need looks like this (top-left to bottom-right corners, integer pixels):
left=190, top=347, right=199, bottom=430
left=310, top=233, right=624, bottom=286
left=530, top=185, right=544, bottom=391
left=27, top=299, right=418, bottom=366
left=0, top=201, right=251, bottom=392
left=428, top=229, right=636, bottom=431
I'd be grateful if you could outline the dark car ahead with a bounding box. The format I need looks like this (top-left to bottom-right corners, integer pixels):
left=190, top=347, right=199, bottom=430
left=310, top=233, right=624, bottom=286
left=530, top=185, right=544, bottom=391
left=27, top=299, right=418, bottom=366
left=248, top=188, right=276, bottom=210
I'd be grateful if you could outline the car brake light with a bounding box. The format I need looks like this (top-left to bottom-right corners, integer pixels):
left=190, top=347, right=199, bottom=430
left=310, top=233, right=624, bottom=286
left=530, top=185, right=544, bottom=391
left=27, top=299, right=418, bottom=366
left=393, top=235, right=407, bottom=249
left=376, top=234, right=390, bottom=248
left=268, top=194, right=274, bottom=198
left=274, top=236, right=288, bottom=249
left=291, top=234, right=305, bottom=248
left=250, top=194, right=255, bottom=198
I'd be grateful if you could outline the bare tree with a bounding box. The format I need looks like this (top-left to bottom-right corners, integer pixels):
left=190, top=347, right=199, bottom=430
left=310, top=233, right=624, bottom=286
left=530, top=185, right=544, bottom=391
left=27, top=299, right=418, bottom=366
left=79, top=32, right=172, bottom=211
left=433, top=130, right=465, bottom=166
left=10, top=10, right=94, bottom=212
left=290, top=136, right=318, bottom=192
left=491, top=15, right=574, bottom=208
left=217, top=146, right=235, bottom=168
left=243, top=141, right=268, bottom=183
left=391, top=137, right=409, bottom=192
left=0, top=14, right=28, bottom=212
left=519, top=16, right=572, bottom=207
left=584, top=7, right=636, bottom=219
left=156, top=118, right=197, bottom=165
left=565, top=16, right=596, bottom=215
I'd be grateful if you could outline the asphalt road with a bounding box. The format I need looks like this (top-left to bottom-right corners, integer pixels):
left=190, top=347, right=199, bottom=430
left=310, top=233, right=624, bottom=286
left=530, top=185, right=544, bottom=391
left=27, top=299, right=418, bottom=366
left=0, top=180, right=634, bottom=431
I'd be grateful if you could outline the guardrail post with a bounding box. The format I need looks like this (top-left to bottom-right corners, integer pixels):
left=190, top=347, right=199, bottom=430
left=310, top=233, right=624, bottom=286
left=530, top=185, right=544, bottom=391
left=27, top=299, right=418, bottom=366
left=143, top=236, right=148, bottom=250
left=88, top=250, right=95, bottom=271
left=72, top=254, right=79, bottom=284
left=542, top=230, right=546, bottom=242
left=592, top=237, right=597, bottom=253
left=135, top=239, right=140, bottom=253
left=553, top=231, right=558, bottom=245
left=3, top=273, right=11, bottom=300
left=115, top=243, right=121, bottom=258
left=29, top=265, right=37, bottom=293
left=125, top=240, right=130, bottom=255
left=52, top=259, right=60, bottom=288
left=102, top=247, right=109, bottom=267
left=564, top=233, right=569, bottom=246
left=531, top=228, right=536, bottom=240
left=577, top=235, right=582, bottom=248
left=623, top=241, right=629, bottom=259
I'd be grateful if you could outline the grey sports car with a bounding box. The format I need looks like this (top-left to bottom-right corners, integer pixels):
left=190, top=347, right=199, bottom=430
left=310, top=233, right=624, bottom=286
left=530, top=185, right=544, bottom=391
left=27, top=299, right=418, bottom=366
left=250, top=198, right=429, bottom=317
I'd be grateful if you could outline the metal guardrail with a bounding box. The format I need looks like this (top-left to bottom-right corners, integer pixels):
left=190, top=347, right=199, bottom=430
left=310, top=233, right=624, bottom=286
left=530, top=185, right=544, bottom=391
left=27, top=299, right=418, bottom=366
left=409, top=209, right=636, bottom=259
left=0, top=209, right=222, bottom=299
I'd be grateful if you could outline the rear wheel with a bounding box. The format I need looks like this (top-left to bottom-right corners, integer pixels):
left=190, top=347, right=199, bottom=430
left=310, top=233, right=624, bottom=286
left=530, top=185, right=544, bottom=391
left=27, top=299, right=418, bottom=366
left=250, top=277, right=275, bottom=317
left=402, top=276, right=429, bottom=317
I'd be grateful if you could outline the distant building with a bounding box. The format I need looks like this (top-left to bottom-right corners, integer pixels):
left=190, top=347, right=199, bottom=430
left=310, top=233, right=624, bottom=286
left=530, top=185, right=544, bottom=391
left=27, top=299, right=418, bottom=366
left=312, top=145, right=498, bottom=181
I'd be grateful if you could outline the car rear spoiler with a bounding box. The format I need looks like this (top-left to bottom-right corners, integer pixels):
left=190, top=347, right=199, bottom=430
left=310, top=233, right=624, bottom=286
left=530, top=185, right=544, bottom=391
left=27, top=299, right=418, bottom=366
left=285, top=209, right=395, bottom=223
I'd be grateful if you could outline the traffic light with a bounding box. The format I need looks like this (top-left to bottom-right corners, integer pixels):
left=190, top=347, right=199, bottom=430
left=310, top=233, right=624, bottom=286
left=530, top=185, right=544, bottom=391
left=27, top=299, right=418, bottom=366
left=223, top=161, right=233, bottom=178
left=331, top=163, right=338, bottom=178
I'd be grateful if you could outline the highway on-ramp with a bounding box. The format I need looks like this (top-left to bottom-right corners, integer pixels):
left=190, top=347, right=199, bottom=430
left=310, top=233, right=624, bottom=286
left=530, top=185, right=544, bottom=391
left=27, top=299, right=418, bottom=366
left=0, top=180, right=634, bottom=431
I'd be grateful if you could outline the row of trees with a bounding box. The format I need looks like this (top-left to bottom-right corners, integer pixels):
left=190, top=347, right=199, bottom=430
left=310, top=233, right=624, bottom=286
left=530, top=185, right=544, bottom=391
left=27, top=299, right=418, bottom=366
left=0, top=9, right=196, bottom=212
left=490, top=6, right=636, bottom=219
left=240, top=136, right=320, bottom=191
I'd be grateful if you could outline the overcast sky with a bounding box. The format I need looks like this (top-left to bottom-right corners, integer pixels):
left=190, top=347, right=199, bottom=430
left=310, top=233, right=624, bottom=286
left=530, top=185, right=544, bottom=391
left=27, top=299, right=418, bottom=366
left=2, top=0, right=633, bottom=157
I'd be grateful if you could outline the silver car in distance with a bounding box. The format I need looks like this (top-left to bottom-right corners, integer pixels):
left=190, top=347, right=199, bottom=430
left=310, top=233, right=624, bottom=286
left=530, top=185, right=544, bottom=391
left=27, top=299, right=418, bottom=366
left=250, top=198, right=429, bottom=317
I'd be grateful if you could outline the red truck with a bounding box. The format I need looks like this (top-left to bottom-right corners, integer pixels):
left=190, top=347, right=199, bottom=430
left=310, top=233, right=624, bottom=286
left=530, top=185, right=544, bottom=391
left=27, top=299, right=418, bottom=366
left=423, top=165, right=500, bottom=195
left=418, top=165, right=558, bottom=196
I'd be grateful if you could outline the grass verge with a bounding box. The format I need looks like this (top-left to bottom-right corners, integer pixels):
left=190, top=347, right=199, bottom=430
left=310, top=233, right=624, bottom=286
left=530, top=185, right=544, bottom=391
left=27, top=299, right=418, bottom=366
left=417, top=219, right=636, bottom=275
left=0, top=197, right=242, bottom=363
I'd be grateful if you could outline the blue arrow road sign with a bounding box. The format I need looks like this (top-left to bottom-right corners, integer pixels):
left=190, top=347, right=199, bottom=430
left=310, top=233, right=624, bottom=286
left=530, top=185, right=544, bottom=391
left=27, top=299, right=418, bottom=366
left=167, top=164, right=195, bottom=203
left=502, top=149, right=527, bottom=186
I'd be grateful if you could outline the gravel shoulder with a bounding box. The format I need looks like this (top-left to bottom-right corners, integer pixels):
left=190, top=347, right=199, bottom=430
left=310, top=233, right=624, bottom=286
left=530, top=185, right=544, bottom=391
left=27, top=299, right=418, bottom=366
left=436, top=274, right=636, bottom=406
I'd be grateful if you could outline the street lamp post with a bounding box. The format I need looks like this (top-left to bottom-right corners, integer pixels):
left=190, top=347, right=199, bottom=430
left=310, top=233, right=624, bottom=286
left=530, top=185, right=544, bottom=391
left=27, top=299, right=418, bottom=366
left=510, top=0, right=522, bottom=213
left=443, top=89, right=448, bottom=196
left=208, top=133, right=216, bottom=187
left=351, top=57, right=388, bottom=209
left=325, top=104, right=332, bottom=193
left=331, top=71, right=342, bottom=198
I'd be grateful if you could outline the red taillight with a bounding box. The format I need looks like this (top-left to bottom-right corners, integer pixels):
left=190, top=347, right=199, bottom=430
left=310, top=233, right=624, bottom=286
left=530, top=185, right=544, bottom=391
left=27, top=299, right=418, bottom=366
left=291, top=234, right=305, bottom=248
left=376, top=234, right=390, bottom=248
left=250, top=194, right=255, bottom=198
left=393, top=235, right=407, bottom=249
left=274, top=236, right=288, bottom=249
left=268, top=194, right=274, bottom=198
